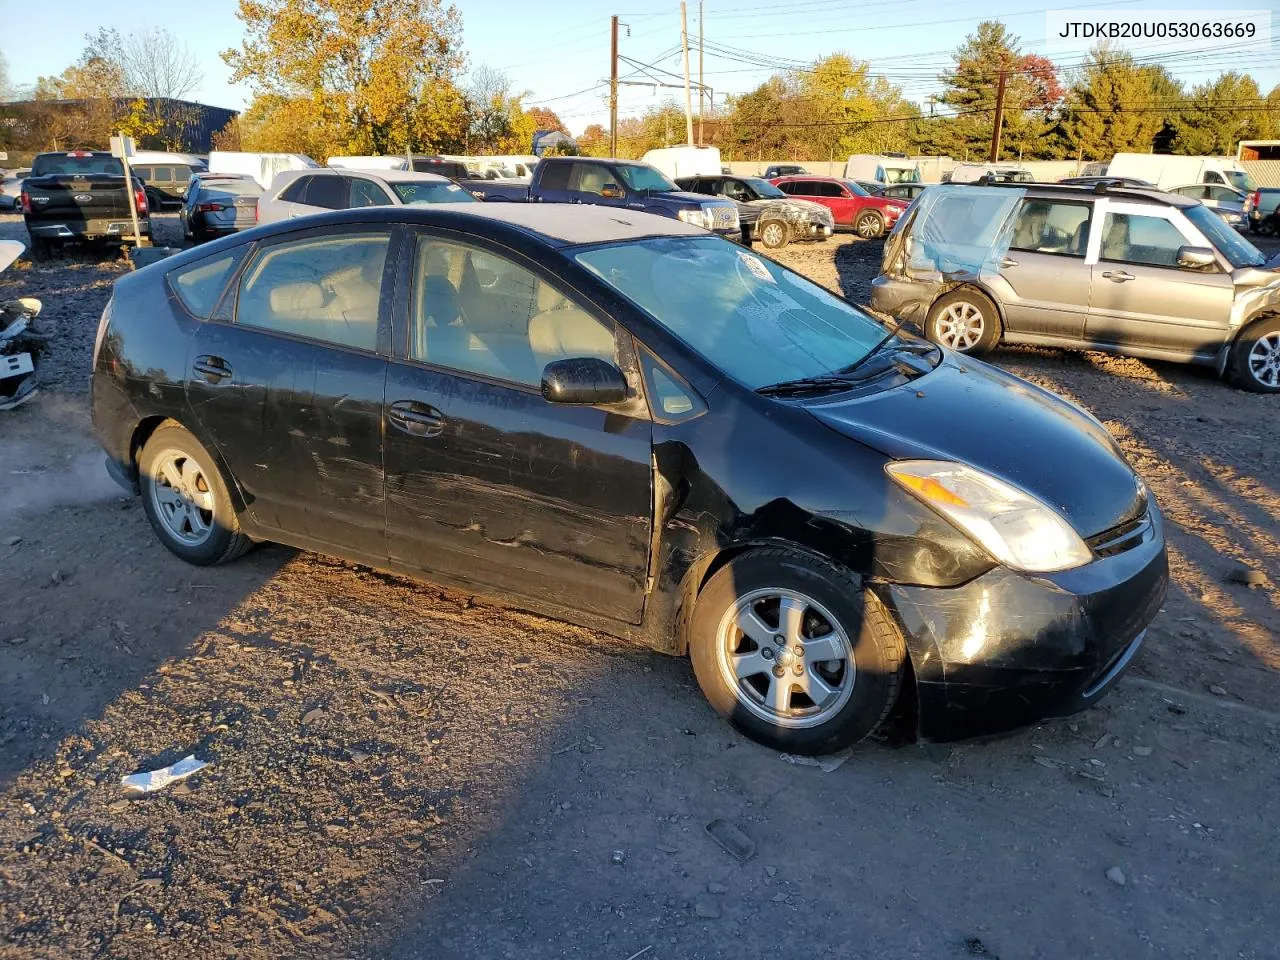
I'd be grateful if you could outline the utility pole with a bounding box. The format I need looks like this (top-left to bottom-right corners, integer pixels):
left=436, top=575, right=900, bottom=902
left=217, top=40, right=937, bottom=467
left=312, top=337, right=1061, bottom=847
left=989, top=68, right=1007, bottom=163
left=698, top=1, right=704, bottom=145
left=680, top=1, right=694, bottom=146
left=610, top=15, right=619, bottom=157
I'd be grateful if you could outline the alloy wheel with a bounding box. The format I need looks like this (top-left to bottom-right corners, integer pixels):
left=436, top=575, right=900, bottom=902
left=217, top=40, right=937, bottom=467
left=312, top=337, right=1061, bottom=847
left=761, top=222, right=785, bottom=247
left=1247, top=332, right=1280, bottom=388
left=715, top=588, right=856, bottom=729
left=936, top=301, right=985, bottom=351
left=856, top=214, right=881, bottom=239
left=149, top=450, right=215, bottom=546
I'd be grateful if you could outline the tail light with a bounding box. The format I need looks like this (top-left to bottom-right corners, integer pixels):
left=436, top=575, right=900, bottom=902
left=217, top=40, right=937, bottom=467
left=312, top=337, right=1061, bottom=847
left=1252, top=190, right=1261, bottom=211
left=20, top=190, right=30, bottom=214
left=134, top=186, right=148, bottom=216
left=196, top=202, right=225, bottom=213
left=253, top=200, right=259, bottom=223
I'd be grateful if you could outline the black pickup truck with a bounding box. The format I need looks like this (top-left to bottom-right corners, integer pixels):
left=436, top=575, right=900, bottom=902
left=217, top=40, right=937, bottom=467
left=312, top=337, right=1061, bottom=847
left=464, top=157, right=741, bottom=240
left=21, top=151, right=151, bottom=257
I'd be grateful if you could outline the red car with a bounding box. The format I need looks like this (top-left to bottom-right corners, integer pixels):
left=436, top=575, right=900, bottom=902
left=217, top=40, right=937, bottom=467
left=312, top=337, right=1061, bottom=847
left=769, top=176, right=908, bottom=239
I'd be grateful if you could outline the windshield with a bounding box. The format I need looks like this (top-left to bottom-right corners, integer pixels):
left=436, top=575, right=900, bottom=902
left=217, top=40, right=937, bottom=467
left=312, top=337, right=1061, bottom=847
left=842, top=180, right=870, bottom=197
left=204, top=180, right=261, bottom=197
left=1224, top=170, right=1256, bottom=193
left=32, top=154, right=123, bottom=176
left=574, top=237, right=887, bottom=389
left=885, top=166, right=919, bottom=184
left=393, top=181, right=476, bottom=205
left=1185, top=204, right=1266, bottom=268
left=744, top=177, right=785, bottom=199
left=616, top=164, right=678, bottom=192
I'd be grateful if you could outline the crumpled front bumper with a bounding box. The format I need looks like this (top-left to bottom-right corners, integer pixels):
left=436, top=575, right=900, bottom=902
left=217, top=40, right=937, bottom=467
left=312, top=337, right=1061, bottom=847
left=871, top=505, right=1168, bottom=742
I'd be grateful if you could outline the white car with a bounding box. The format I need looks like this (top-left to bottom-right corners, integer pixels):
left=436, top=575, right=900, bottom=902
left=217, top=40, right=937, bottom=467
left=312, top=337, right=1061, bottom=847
left=256, top=168, right=475, bottom=224
left=1167, top=183, right=1251, bottom=230
left=1, top=170, right=31, bottom=210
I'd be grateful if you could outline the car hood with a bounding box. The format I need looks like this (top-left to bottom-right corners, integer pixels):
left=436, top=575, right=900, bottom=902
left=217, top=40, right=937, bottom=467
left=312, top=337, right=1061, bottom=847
left=806, top=354, right=1144, bottom=538
left=665, top=191, right=733, bottom=206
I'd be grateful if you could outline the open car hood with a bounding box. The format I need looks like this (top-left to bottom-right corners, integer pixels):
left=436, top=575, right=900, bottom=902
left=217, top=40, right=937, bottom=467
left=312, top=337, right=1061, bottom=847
left=806, top=354, right=1146, bottom=539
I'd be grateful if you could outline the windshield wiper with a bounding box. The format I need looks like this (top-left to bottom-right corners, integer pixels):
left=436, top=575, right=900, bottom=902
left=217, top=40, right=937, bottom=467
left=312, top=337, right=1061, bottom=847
left=756, top=375, right=865, bottom=397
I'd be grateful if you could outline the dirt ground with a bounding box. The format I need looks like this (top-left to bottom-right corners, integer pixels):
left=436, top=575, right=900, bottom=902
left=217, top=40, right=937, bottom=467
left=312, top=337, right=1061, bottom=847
left=1, top=212, right=1277, bottom=960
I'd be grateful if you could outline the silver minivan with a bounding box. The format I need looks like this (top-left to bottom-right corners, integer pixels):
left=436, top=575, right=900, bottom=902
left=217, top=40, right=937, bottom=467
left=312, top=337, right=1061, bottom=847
left=871, top=183, right=1280, bottom=392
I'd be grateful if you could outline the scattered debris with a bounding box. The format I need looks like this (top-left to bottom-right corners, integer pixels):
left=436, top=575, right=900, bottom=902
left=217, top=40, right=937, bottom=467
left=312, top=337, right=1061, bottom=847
left=1032, top=756, right=1061, bottom=769
left=611, top=849, right=626, bottom=865
left=623, top=947, right=653, bottom=960
left=1093, top=733, right=1113, bottom=750
left=1105, top=866, right=1127, bottom=886
left=780, top=749, right=853, bottom=773
left=693, top=895, right=721, bottom=919
left=3, top=535, right=21, bottom=546
left=120, top=755, right=208, bottom=794
left=705, top=818, right=755, bottom=862
left=301, top=707, right=327, bottom=725
left=1207, top=684, right=1228, bottom=697
left=707, top=881, right=727, bottom=894
left=764, top=865, right=777, bottom=878
left=0, top=254, right=46, bottom=411
left=1133, top=746, right=1153, bottom=757
left=1226, top=565, right=1266, bottom=588
left=769, top=892, right=788, bottom=903
left=965, top=936, right=997, bottom=956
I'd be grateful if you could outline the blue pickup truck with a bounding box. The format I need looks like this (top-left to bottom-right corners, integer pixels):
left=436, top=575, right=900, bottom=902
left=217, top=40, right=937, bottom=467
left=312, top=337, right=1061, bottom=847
left=464, top=157, right=740, bottom=240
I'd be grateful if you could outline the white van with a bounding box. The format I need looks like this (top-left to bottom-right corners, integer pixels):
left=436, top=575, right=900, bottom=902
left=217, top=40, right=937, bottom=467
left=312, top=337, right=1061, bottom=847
left=946, top=162, right=1034, bottom=184
left=327, top=156, right=410, bottom=171
left=642, top=146, right=721, bottom=181
left=207, top=151, right=319, bottom=189
left=129, top=150, right=207, bottom=170
left=844, top=154, right=921, bottom=184
left=1106, top=153, right=1255, bottom=193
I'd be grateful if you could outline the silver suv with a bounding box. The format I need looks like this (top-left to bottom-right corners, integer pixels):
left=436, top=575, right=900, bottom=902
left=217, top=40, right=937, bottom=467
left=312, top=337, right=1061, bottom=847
left=871, top=183, right=1280, bottom=392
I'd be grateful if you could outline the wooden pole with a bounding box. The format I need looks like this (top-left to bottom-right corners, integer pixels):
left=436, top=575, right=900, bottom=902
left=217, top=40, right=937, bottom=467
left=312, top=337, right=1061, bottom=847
left=610, top=16, right=619, bottom=157
left=680, top=2, right=694, bottom=146
left=989, top=69, right=1007, bottom=163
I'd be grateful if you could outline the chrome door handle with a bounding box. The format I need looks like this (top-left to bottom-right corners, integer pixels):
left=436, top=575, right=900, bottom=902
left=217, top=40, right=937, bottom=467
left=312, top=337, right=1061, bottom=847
left=1102, top=270, right=1134, bottom=282
left=389, top=401, right=444, bottom=438
left=192, top=355, right=231, bottom=383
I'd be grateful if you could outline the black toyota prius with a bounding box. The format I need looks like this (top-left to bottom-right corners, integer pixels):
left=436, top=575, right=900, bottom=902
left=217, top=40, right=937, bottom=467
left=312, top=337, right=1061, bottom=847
left=91, top=204, right=1167, bottom=755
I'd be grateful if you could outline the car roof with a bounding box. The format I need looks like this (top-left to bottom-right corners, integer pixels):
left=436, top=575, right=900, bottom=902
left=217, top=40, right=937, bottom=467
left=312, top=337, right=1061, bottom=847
left=773, top=174, right=840, bottom=181
left=221, top=203, right=707, bottom=248
left=977, top=181, right=1200, bottom=209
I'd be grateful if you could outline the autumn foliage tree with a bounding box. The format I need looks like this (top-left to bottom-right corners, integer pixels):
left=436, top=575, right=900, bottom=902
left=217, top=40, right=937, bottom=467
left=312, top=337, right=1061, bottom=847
left=224, top=0, right=470, bottom=157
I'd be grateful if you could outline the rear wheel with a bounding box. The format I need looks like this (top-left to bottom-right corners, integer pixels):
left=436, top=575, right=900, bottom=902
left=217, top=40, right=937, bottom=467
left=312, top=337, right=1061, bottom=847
left=855, top=210, right=885, bottom=239
left=759, top=219, right=788, bottom=249
left=925, top=288, right=1002, bottom=355
left=138, top=423, right=253, bottom=565
left=1228, top=315, right=1280, bottom=393
left=689, top=548, right=906, bottom=755
left=27, top=237, right=52, bottom=261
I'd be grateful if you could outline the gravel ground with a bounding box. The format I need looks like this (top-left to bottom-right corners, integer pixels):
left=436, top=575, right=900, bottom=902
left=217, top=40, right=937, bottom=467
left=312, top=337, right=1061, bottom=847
left=0, top=213, right=1278, bottom=960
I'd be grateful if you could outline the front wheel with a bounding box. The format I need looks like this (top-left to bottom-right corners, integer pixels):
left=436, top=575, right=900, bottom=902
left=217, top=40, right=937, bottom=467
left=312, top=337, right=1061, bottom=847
left=1228, top=316, right=1280, bottom=393
left=759, top=219, right=788, bottom=249
left=138, top=423, right=253, bottom=565
left=925, top=288, right=1002, bottom=355
left=689, top=548, right=906, bottom=755
left=855, top=211, right=885, bottom=239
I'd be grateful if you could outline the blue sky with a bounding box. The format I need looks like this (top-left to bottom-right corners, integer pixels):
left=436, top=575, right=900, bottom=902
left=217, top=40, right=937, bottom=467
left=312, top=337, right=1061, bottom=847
left=4, top=0, right=1277, bottom=135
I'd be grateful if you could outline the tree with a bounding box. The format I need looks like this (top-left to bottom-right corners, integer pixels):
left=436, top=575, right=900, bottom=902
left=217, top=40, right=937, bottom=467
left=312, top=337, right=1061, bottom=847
left=224, top=0, right=469, bottom=156
left=722, top=79, right=793, bottom=160
left=938, top=21, right=1062, bottom=160
left=577, top=123, right=609, bottom=157
left=1058, top=44, right=1168, bottom=160
left=1255, top=84, right=1280, bottom=140
left=1175, top=72, right=1264, bottom=155
left=0, top=51, right=12, bottom=102
left=211, top=118, right=243, bottom=151
left=792, top=54, right=918, bottom=160
left=467, top=66, right=519, bottom=151
left=525, top=106, right=567, bottom=135
left=122, top=28, right=203, bottom=100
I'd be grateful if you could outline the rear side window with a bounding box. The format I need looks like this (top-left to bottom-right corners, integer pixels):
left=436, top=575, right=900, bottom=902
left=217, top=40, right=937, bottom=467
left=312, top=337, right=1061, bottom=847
left=134, top=166, right=153, bottom=179
left=538, top=162, right=571, bottom=191
left=235, top=233, right=390, bottom=351
left=154, top=166, right=173, bottom=182
left=305, top=176, right=348, bottom=210
left=173, top=164, right=192, bottom=181
left=1009, top=200, right=1091, bottom=257
left=169, top=250, right=248, bottom=318
left=279, top=177, right=310, bottom=202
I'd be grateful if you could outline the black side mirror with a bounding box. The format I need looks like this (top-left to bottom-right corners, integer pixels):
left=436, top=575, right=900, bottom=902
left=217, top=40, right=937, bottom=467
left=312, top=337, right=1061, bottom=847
left=1176, top=245, right=1217, bottom=270
left=601, top=183, right=624, bottom=199
left=541, top=357, right=627, bottom=405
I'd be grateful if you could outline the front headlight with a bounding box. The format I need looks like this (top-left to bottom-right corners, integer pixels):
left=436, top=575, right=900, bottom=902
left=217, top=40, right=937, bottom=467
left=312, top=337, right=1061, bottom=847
left=886, top=460, right=1093, bottom=573
left=677, top=208, right=711, bottom=229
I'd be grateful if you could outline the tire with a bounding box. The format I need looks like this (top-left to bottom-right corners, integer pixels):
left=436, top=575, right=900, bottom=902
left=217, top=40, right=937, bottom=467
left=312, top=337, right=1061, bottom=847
left=855, top=210, right=885, bottom=239
left=925, top=288, right=1002, bottom=355
left=759, top=219, right=788, bottom=249
left=138, top=423, right=253, bottom=565
left=1228, top=315, right=1280, bottom=393
left=145, top=189, right=162, bottom=213
left=27, top=237, right=52, bottom=261
left=689, top=548, right=906, bottom=755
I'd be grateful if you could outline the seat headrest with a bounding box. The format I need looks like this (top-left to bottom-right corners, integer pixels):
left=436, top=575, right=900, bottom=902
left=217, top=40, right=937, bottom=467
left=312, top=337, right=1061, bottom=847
left=529, top=307, right=614, bottom=360
left=536, top=283, right=567, bottom=314
left=268, top=282, right=324, bottom=315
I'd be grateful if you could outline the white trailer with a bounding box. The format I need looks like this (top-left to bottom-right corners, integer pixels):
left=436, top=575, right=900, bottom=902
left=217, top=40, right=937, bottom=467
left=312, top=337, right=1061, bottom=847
left=326, top=156, right=409, bottom=171
left=843, top=155, right=921, bottom=184
left=642, top=146, right=722, bottom=180
left=207, top=151, right=319, bottom=189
